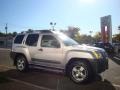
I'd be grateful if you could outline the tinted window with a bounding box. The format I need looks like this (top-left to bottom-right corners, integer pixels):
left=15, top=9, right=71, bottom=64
left=14, top=35, right=25, bottom=44
left=25, top=34, right=39, bottom=46
left=41, top=35, right=60, bottom=48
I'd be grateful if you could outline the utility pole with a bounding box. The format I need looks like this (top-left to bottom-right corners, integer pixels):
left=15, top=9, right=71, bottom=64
left=5, top=23, right=8, bottom=48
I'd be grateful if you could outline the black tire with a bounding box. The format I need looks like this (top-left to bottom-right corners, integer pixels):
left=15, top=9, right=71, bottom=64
left=15, top=55, right=29, bottom=72
left=68, top=61, right=93, bottom=84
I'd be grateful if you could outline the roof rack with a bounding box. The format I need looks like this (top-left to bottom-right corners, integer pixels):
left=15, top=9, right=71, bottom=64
left=34, top=30, right=52, bottom=33
left=20, top=29, right=53, bottom=34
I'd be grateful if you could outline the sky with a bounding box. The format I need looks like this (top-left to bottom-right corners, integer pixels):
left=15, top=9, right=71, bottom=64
left=0, top=0, right=120, bottom=35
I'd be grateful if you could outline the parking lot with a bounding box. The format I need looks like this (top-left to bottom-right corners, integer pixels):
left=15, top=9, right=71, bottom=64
left=0, top=48, right=120, bottom=90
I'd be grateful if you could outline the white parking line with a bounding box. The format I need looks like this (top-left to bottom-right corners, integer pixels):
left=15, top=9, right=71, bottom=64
left=0, top=48, right=11, bottom=51
left=57, top=79, right=60, bottom=90
left=114, top=57, right=120, bottom=60
left=7, top=77, right=55, bottom=90
left=113, top=84, right=120, bottom=88
left=0, top=65, right=15, bottom=69
left=0, top=65, right=55, bottom=90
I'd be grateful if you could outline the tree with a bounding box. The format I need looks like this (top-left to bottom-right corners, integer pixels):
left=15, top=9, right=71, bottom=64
left=60, top=26, right=80, bottom=42
left=12, top=32, right=17, bottom=37
left=0, top=32, right=5, bottom=37
left=78, top=35, right=94, bottom=44
left=112, top=25, right=120, bottom=42
left=118, top=25, right=120, bottom=30
left=27, top=29, right=33, bottom=33
left=113, top=34, right=120, bottom=42
left=67, top=26, right=80, bottom=39
left=93, top=32, right=101, bottom=42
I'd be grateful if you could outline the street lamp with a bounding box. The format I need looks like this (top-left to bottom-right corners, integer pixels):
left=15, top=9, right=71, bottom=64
left=50, top=22, right=56, bottom=31
left=118, top=25, right=120, bottom=41
left=89, top=30, right=93, bottom=44
left=89, top=30, right=93, bottom=36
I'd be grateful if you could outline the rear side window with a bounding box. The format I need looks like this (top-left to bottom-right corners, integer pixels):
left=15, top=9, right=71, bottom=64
left=14, top=35, right=25, bottom=44
left=25, top=34, right=39, bottom=46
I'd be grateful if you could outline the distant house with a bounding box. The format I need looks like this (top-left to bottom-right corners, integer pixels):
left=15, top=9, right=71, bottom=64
left=0, top=36, right=13, bottom=48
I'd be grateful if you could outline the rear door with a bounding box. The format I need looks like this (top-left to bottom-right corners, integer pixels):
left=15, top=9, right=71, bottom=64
left=25, top=33, right=40, bottom=61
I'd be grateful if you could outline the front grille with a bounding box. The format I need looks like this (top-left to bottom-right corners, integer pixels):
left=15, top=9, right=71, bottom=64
left=97, top=51, right=108, bottom=73
left=100, top=51, right=108, bottom=59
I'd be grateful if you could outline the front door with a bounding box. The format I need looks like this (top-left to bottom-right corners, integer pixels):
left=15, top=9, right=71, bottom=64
left=33, top=34, right=63, bottom=68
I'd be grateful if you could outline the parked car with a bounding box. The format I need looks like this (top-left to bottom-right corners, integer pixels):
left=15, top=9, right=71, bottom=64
left=94, top=42, right=114, bottom=53
left=112, top=43, right=120, bottom=54
left=10, top=30, right=108, bottom=84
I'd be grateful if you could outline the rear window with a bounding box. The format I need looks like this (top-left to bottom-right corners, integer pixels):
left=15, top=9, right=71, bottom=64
left=14, top=35, right=25, bottom=44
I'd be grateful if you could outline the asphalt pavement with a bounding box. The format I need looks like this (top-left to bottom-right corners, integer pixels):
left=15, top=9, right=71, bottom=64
left=0, top=48, right=120, bottom=90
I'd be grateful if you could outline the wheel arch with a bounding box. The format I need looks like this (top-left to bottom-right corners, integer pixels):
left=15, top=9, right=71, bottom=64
left=14, top=53, right=27, bottom=66
left=65, top=58, right=93, bottom=75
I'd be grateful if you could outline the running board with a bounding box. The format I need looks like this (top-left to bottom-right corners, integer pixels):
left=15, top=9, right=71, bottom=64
left=29, top=64, right=64, bottom=73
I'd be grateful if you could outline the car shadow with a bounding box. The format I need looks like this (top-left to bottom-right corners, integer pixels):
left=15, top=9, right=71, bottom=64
left=58, top=74, right=116, bottom=90
left=0, top=69, right=116, bottom=90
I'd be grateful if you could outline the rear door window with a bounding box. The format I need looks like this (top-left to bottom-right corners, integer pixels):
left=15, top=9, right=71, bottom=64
left=25, top=34, right=39, bottom=46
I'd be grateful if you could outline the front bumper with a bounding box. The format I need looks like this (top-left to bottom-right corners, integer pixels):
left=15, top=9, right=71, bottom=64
left=90, top=57, right=108, bottom=74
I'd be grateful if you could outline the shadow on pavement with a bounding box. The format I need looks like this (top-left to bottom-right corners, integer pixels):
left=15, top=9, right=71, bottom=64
left=58, top=74, right=116, bottom=90
left=109, top=54, right=120, bottom=65
left=0, top=69, right=116, bottom=90
left=0, top=75, right=10, bottom=84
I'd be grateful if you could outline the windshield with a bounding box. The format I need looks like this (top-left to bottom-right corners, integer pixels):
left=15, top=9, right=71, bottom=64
left=57, top=32, right=79, bottom=46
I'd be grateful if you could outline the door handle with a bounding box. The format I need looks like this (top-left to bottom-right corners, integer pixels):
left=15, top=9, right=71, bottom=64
left=38, top=48, right=43, bottom=51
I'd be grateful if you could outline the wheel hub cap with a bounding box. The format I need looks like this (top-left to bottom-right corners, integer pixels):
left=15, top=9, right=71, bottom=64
left=72, top=65, right=87, bottom=81
left=17, top=59, right=25, bottom=71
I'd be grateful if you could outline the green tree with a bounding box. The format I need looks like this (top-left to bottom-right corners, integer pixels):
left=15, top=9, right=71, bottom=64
left=68, top=26, right=80, bottom=39
left=27, top=29, right=33, bottom=33
left=78, top=35, right=94, bottom=44
left=12, top=32, right=17, bottom=37
left=0, top=32, right=5, bottom=37
left=118, top=25, right=120, bottom=30
left=113, top=34, right=120, bottom=42
left=60, top=26, right=80, bottom=42
left=93, top=32, right=101, bottom=42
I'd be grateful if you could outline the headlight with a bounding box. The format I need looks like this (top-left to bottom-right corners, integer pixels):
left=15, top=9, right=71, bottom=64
left=92, top=51, right=103, bottom=59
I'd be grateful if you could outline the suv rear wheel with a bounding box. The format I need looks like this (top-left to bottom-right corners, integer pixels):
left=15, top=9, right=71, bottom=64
left=68, top=61, right=93, bottom=83
left=16, top=55, right=29, bottom=72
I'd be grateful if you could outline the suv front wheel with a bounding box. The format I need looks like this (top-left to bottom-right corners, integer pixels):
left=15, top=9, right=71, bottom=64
left=16, top=55, right=29, bottom=72
left=68, top=61, right=93, bottom=83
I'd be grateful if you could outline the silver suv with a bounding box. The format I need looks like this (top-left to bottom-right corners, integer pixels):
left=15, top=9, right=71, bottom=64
left=10, top=30, right=108, bottom=83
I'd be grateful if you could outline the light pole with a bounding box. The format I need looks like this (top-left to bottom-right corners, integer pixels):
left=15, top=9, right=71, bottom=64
left=89, top=30, right=93, bottom=36
left=89, top=31, right=93, bottom=44
left=118, top=25, right=120, bottom=41
left=50, top=22, right=56, bottom=31
left=5, top=24, right=8, bottom=48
